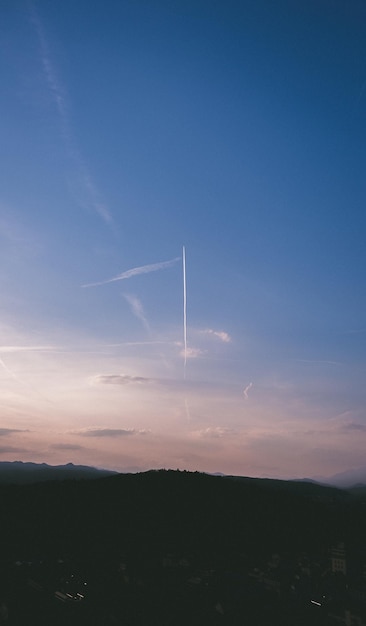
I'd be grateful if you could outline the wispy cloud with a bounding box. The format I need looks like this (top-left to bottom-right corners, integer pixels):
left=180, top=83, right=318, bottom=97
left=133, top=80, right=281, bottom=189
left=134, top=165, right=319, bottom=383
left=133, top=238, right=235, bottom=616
left=93, top=373, right=220, bottom=392
left=341, top=422, right=366, bottom=433
left=243, top=382, right=253, bottom=399
left=180, top=347, right=204, bottom=359
left=123, top=294, right=150, bottom=333
left=50, top=443, right=84, bottom=450
left=0, top=354, right=53, bottom=404
left=0, top=357, right=19, bottom=381
left=184, top=398, right=192, bottom=422
left=78, top=428, right=147, bottom=438
left=0, top=446, right=28, bottom=454
left=104, top=341, right=176, bottom=348
left=201, top=329, right=232, bottom=343
left=0, top=345, right=56, bottom=353
left=0, top=428, right=27, bottom=436
left=29, top=6, right=67, bottom=122
left=296, top=359, right=341, bottom=366
left=94, top=374, right=153, bottom=386
left=82, top=257, right=180, bottom=288
left=0, top=215, right=36, bottom=255
left=198, top=427, right=237, bottom=438
left=29, top=4, right=112, bottom=224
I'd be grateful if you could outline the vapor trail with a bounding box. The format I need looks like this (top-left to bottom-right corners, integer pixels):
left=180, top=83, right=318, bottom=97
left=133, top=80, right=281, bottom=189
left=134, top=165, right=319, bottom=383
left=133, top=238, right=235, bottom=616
left=183, top=246, right=187, bottom=378
left=82, top=257, right=180, bottom=288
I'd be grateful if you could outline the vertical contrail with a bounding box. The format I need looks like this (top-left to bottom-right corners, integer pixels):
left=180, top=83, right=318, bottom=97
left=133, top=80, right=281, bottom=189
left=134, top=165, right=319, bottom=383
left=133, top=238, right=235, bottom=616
left=183, top=246, right=187, bottom=378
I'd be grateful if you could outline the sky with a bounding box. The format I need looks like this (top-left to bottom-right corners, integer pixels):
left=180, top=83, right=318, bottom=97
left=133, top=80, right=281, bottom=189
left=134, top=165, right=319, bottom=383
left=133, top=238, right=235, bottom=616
left=1, top=0, right=366, bottom=480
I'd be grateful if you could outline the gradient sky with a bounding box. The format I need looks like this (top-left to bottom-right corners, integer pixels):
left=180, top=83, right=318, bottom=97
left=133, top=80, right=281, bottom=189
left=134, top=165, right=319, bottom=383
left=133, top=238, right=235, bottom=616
left=1, top=0, right=366, bottom=480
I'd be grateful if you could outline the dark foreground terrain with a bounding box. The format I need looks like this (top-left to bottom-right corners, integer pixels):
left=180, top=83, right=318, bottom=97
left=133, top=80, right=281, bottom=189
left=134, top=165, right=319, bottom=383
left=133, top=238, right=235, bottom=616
left=0, top=468, right=366, bottom=625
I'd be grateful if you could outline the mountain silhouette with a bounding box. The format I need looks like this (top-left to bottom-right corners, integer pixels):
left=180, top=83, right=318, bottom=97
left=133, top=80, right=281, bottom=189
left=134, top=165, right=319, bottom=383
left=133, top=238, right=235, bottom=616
left=0, top=461, right=116, bottom=484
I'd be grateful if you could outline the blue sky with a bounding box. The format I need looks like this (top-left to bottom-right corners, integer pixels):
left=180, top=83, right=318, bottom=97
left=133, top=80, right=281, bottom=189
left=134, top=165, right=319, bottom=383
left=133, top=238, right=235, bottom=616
left=1, top=0, right=366, bottom=479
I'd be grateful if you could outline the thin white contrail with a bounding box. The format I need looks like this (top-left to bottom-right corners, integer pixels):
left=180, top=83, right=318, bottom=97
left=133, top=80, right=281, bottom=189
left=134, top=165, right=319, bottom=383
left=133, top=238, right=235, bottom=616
left=183, top=246, right=187, bottom=378
left=82, top=257, right=180, bottom=288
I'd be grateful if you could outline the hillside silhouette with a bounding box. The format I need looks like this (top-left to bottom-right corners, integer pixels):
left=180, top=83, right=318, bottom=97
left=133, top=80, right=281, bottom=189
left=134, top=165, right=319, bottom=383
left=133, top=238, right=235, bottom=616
left=0, top=469, right=357, bottom=559
left=1, top=469, right=366, bottom=625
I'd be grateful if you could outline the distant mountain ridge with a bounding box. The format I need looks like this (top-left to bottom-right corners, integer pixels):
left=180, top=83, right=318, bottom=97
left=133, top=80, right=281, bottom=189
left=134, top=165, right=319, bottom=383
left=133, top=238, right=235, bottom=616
left=1, top=461, right=366, bottom=491
left=0, top=461, right=117, bottom=484
left=320, top=466, right=366, bottom=488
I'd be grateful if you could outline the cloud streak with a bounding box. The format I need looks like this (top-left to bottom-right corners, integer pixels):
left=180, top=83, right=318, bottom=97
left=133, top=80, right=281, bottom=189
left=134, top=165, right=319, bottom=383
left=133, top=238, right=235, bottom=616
left=123, top=294, right=150, bottom=333
left=78, top=428, right=147, bottom=438
left=201, top=329, right=232, bottom=343
left=0, top=346, right=56, bottom=353
left=180, top=347, right=204, bottom=360
left=0, top=357, right=19, bottom=381
left=198, top=426, right=237, bottom=438
left=82, top=257, right=180, bottom=288
left=94, top=374, right=152, bottom=386
left=243, top=382, right=253, bottom=399
left=0, top=428, right=27, bottom=436
left=29, top=4, right=112, bottom=224
left=93, top=372, right=227, bottom=395
left=341, top=422, right=366, bottom=433
left=0, top=354, right=53, bottom=404
left=104, top=341, right=176, bottom=348
left=29, top=6, right=67, bottom=122
left=50, top=443, right=84, bottom=450
left=0, top=446, right=28, bottom=454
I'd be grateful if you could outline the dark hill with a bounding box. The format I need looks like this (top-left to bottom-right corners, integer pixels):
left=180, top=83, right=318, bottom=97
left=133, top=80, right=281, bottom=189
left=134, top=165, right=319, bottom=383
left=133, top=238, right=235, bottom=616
left=0, top=469, right=358, bottom=563
left=2, top=470, right=366, bottom=626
